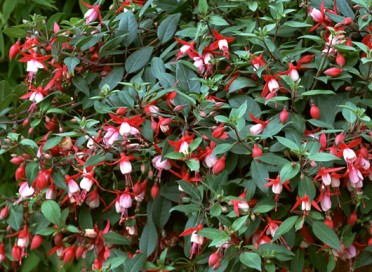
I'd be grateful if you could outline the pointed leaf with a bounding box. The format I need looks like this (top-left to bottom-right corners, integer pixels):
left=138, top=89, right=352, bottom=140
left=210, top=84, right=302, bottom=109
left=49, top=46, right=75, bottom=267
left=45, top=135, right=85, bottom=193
left=125, top=46, right=154, bottom=74
left=240, top=252, right=262, bottom=271
left=157, top=13, right=181, bottom=43
left=41, top=200, right=61, bottom=227
left=312, top=221, right=342, bottom=251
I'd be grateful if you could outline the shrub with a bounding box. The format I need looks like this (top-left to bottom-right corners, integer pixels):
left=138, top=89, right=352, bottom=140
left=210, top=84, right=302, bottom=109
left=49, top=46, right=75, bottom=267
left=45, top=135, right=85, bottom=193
left=1, top=0, right=372, bottom=271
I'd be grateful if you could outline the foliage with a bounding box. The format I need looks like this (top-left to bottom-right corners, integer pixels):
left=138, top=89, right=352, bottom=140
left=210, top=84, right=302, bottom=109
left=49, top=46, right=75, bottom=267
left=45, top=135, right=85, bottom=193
left=1, top=0, right=372, bottom=271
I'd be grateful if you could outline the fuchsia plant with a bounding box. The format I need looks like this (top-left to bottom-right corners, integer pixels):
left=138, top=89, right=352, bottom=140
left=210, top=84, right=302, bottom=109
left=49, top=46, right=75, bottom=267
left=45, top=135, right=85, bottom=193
left=0, top=0, right=372, bottom=271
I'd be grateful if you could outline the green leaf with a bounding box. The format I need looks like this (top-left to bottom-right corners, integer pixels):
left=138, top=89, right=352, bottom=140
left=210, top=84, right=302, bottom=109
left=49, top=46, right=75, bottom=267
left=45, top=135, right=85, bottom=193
left=253, top=198, right=276, bottom=213
left=251, top=160, right=269, bottom=193
left=232, top=215, right=249, bottom=232
left=298, top=177, right=316, bottom=200
left=272, top=216, right=298, bottom=241
left=125, top=46, right=154, bottom=74
left=301, top=90, right=335, bottom=96
left=198, top=0, right=208, bottom=15
left=3, top=27, right=27, bottom=38
left=341, top=102, right=357, bottom=123
left=170, top=204, right=201, bottom=213
left=139, top=221, right=158, bottom=257
left=209, top=15, right=229, bottom=26
left=312, top=221, right=342, bottom=251
left=336, top=0, right=355, bottom=19
left=99, top=67, right=124, bottom=91
left=7, top=205, right=24, bottom=231
left=152, top=196, right=172, bottom=228
left=104, top=256, right=128, bottom=270
left=284, top=21, right=312, bottom=27
left=43, top=137, right=62, bottom=151
left=185, top=158, right=200, bottom=171
left=177, top=180, right=202, bottom=200
left=176, top=62, right=201, bottom=93
left=212, top=143, right=233, bottom=157
left=20, top=139, right=38, bottom=149
left=275, top=136, right=300, bottom=151
left=280, top=162, right=300, bottom=183
left=228, top=77, right=256, bottom=93
left=25, top=162, right=39, bottom=185
left=307, top=153, right=341, bottom=162
left=157, top=13, right=181, bottom=43
left=240, top=252, right=262, bottom=271
left=126, top=253, right=146, bottom=272
left=104, top=231, right=132, bottom=245
left=41, top=200, right=62, bottom=227
left=64, top=57, right=80, bottom=74
left=197, top=228, right=228, bottom=241
left=84, top=154, right=106, bottom=168
left=118, top=11, right=138, bottom=46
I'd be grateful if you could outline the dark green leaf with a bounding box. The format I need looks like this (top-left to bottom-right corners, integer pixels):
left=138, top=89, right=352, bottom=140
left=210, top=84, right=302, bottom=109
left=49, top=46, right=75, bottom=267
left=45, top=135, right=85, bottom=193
left=43, top=137, right=62, bottom=151
left=99, top=67, right=124, bottom=91
left=125, top=46, right=154, bottom=74
left=84, top=154, right=106, bottom=168
left=139, top=221, right=158, bottom=257
left=336, top=0, right=355, bottom=19
left=273, top=216, right=298, bottom=241
left=104, top=231, right=132, bottom=245
left=176, top=62, right=201, bottom=93
left=307, top=153, right=341, bottom=162
left=251, top=160, right=269, bottom=193
left=298, top=177, right=316, bottom=200
left=312, top=221, right=342, bottom=251
left=118, top=11, right=138, bottom=46
left=157, top=14, right=181, bottom=43
left=228, top=77, right=256, bottom=93
left=240, top=252, right=262, bottom=271
left=41, top=200, right=61, bottom=227
left=25, top=162, right=39, bottom=185
left=64, top=57, right=80, bottom=74
left=152, top=196, right=172, bottom=228
left=276, top=136, right=300, bottom=151
left=211, top=143, right=233, bottom=157
left=7, top=205, right=24, bottom=231
left=170, top=204, right=201, bottom=213
left=3, top=27, right=27, bottom=38
left=280, top=162, right=300, bottom=183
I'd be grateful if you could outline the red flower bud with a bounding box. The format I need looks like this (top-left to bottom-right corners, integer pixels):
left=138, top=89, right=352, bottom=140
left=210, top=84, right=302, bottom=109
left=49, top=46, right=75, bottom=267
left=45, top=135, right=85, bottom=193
left=54, top=233, right=63, bottom=246
left=9, top=41, right=21, bottom=60
left=212, top=156, right=226, bottom=174
left=280, top=108, right=288, bottom=124
left=347, top=211, right=357, bottom=226
left=75, top=245, right=85, bottom=259
left=342, top=17, right=353, bottom=25
left=324, top=67, right=343, bottom=77
left=151, top=183, right=160, bottom=200
left=15, top=164, right=26, bottom=180
left=368, top=238, right=372, bottom=246
left=0, top=206, right=9, bottom=220
left=298, top=54, right=314, bottom=64
left=116, top=107, right=127, bottom=115
left=208, top=251, right=219, bottom=268
left=252, top=144, right=263, bottom=159
left=12, top=244, right=21, bottom=261
left=319, top=133, right=327, bottom=149
left=310, top=104, right=320, bottom=119
left=31, top=235, right=43, bottom=250
left=336, top=53, right=345, bottom=67
left=10, top=157, right=24, bottom=165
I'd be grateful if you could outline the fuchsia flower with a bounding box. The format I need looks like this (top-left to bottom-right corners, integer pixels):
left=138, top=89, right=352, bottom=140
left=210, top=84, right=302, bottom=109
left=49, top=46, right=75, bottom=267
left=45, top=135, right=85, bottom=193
left=168, top=131, right=195, bottom=155
left=174, top=38, right=195, bottom=60
left=152, top=155, right=171, bottom=171
left=251, top=54, right=266, bottom=70
left=81, top=0, right=102, bottom=23
left=291, top=194, right=321, bottom=213
left=180, top=224, right=204, bottom=259
left=210, top=30, right=235, bottom=59
left=248, top=113, right=269, bottom=136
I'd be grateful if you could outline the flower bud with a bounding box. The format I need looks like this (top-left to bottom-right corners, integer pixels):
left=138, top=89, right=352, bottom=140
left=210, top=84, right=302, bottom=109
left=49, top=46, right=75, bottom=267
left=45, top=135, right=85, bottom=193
left=151, top=183, right=160, bottom=200
left=212, top=156, right=226, bottom=174
left=15, top=164, right=26, bottom=180
left=9, top=41, right=21, bottom=60
left=324, top=67, right=343, bottom=77
left=31, top=235, right=43, bottom=250
left=324, top=218, right=334, bottom=229
left=0, top=206, right=9, bottom=220
left=336, top=53, right=345, bottom=67
left=252, top=144, right=263, bottom=159
left=310, top=104, right=320, bottom=119
left=208, top=251, right=219, bottom=268
left=280, top=108, right=288, bottom=124
left=53, top=22, right=60, bottom=33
